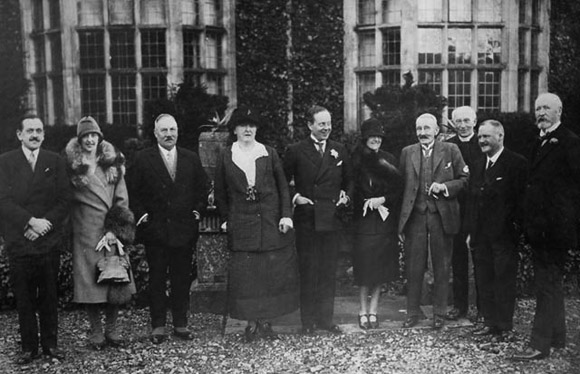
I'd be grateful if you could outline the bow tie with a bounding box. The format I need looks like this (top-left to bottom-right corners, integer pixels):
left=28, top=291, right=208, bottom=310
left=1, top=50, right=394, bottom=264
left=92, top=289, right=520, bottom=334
left=538, top=132, right=553, bottom=142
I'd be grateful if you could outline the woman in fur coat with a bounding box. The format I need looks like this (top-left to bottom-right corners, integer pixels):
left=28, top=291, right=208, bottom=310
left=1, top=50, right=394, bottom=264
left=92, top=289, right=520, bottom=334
left=65, top=116, right=135, bottom=349
left=351, top=118, right=402, bottom=330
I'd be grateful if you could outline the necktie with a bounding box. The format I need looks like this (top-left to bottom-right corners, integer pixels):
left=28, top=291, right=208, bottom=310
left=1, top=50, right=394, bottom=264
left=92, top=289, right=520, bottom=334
left=486, top=159, right=494, bottom=170
left=538, top=132, right=552, bottom=147
left=28, top=152, right=36, bottom=172
left=422, top=146, right=432, bottom=158
left=166, top=152, right=175, bottom=180
left=315, top=142, right=325, bottom=157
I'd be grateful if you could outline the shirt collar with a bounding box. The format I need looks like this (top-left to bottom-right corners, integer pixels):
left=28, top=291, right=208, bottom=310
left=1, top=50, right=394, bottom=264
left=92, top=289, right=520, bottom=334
left=21, top=146, right=38, bottom=159
left=158, top=144, right=176, bottom=157
left=421, top=141, right=435, bottom=150
left=458, top=133, right=474, bottom=142
left=487, top=146, right=504, bottom=164
left=540, top=122, right=561, bottom=137
left=310, top=135, right=326, bottom=145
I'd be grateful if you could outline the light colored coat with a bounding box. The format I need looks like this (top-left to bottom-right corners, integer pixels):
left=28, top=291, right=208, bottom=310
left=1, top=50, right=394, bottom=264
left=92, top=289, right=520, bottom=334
left=66, top=138, right=135, bottom=303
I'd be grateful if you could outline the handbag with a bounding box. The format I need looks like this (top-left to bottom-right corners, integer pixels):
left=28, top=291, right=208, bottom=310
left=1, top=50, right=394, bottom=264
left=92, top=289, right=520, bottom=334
left=96, top=244, right=134, bottom=305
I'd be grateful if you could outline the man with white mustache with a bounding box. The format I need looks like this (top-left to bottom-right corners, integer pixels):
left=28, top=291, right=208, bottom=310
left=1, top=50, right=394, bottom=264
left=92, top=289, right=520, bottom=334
left=512, top=93, right=580, bottom=360
left=398, top=113, right=468, bottom=330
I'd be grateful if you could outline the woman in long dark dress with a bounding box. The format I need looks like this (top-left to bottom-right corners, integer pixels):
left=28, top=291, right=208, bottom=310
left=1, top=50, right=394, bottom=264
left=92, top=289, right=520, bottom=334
left=352, top=118, right=402, bottom=329
left=214, top=107, right=299, bottom=341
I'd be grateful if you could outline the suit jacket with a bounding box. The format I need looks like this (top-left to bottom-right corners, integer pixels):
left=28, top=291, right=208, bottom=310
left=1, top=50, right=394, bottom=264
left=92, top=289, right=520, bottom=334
left=523, top=125, right=580, bottom=254
left=214, top=145, right=293, bottom=252
left=128, top=146, right=209, bottom=248
left=0, top=148, right=71, bottom=257
left=283, top=138, right=354, bottom=232
left=398, top=140, right=468, bottom=235
left=465, top=148, right=528, bottom=245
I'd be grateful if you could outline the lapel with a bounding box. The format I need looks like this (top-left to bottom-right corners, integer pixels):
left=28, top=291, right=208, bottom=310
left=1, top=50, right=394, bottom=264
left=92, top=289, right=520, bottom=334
left=86, top=167, right=113, bottom=208
left=531, top=126, right=563, bottom=169
left=300, top=138, right=323, bottom=170
left=411, top=143, right=421, bottom=176
left=225, top=147, right=250, bottom=188
left=254, top=151, right=269, bottom=188
left=174, top=147, right=188, bottom=183
left=484, top=152, right=504, bottom=184
left=315, top=141, right=334, bottom=181
left=432, top=141, right=445, bottom=174
left=16, top=149, right=34, bottom=196
left=148, top=146, right=175, bottom=185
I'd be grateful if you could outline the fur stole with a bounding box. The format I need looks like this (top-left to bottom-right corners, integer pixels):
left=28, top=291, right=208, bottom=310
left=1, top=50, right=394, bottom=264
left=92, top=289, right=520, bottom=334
left=65, top=138, right=126, bottom=189
left=104, top=205, right=135, bottom=244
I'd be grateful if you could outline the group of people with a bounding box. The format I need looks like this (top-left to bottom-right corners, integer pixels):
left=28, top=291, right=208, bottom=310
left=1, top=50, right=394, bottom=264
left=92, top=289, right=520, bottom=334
left=0, top=92, right=577, bottom=365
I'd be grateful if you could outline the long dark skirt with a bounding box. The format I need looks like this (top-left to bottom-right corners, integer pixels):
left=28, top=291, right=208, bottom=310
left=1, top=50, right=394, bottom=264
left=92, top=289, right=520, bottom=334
left=227, top=244, right=299, bottom=320
left=353, top=232, right=399, bottom=288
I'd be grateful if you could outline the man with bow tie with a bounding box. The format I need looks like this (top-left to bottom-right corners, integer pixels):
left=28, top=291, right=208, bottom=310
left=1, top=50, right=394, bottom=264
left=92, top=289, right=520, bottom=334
left=398, top=113, right=468, bottom=329
left=0, top=115, right=71, bottom=364
left=464, top=120, right=527, bottom=340
left=283, top=105, right=354, bottom=334
left=513, top=93, right=580, bottom=360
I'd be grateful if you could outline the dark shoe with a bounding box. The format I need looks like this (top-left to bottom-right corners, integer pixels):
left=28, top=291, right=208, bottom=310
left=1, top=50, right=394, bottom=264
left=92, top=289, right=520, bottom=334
left=445, top=308, right=466, bottom=321
left=105, top=333, right=125, bottom=347
left=173, top=327, right=194, bottom=341
left=403, top=315, right=420, bottom=328
left=257, top=321, right=279, bottom=340
left=368, top=314, right=379, bottom=329
left=301, top=324, right=315, bottom=335
left=510, top=347, right=547, bottom=361
left=43, top=347, right=65, bottom=360
left=150, top=327, right=167, bottom=344
left=15, top=351, right=39, bottom=365
left=88, top=331, right=106, bottom=350
left=244, top=325, right=257, bottom=343
left=432, top=315, right=445, bottom=330
left=358, top=314, right=370, bottom=330
left=319, top=324, right=342, bottom=334
left=472, top=326, right=498, bottom=336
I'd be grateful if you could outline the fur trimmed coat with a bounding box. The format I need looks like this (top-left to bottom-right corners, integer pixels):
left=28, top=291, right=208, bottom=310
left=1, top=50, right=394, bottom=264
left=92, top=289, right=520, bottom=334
left=65, top=138, right=136, bottom=303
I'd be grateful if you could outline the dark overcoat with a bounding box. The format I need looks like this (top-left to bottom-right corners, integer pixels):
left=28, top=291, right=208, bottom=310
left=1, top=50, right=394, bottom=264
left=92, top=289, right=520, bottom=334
left=214, top=145, right=293, bottom=252
left=283, top=138, right=354, bottom=232
left=0, top=148, right=71, bottom=257
left=128, top=146, right=209, bottom=248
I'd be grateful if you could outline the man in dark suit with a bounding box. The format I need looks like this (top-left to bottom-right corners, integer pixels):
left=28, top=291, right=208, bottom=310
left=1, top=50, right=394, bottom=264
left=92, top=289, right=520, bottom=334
left=128, top=114, right=209, bottom=344
left=445, top=106, right=484, bottom=321
left=464, top=120, right=528, bottom=338
left=513, top=93, right=580, bottom=360
left=283, top=105, right=354, bottom=334
left=0, top=115, right=71, bottom=364
left=398, top=113, right=468, bottom=329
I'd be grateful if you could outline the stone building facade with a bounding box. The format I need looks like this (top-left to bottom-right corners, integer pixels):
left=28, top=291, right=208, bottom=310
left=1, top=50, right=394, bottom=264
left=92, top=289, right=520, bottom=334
left=343, top=0, right=550, bottom=131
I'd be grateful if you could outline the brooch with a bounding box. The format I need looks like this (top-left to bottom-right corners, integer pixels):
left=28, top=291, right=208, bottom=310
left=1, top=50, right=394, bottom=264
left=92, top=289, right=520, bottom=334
left=246, top=186, right=258, bottom=201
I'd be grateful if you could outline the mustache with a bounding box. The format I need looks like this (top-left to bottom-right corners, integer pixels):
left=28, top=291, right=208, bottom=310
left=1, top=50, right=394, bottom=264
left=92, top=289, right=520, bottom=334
left=418, top=135, right=430, bottom=139
left=29, top=137, right=41, bottom=142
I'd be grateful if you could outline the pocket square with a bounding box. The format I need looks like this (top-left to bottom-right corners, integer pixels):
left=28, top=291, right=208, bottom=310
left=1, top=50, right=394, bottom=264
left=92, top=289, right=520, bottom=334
left=445, top=162, right=451, bottom=169
left=496, top=177, right=503, bottom=180
left=337, top=160, right=343, bottom=166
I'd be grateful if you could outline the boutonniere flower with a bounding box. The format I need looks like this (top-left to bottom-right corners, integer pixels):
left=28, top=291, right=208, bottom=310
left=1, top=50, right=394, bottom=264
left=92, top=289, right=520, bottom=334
left=330, top=149, right=339, bottom=159
left=549, top=138, right=559, bottom=144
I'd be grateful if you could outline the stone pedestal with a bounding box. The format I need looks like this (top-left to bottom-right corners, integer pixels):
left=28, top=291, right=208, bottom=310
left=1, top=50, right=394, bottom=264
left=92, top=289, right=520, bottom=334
left=190, top=130, right=229, bottom=314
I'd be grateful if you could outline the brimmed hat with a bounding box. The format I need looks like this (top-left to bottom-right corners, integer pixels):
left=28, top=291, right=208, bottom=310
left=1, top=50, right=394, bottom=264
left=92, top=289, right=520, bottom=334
left=228, top=106, right=263, bottom=131
left=77, top=116, right=103, bottom=140
left=360, top=118, right=384, bottom=139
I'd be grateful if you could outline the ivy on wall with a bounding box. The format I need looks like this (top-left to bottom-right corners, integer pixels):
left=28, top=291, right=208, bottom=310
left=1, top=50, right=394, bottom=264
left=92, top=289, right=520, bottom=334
left=236, top=0, right=344, bottom=152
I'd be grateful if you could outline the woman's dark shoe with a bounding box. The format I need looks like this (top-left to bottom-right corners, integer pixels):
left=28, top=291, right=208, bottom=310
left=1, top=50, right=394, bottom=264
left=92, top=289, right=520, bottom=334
left=244, top=325, right=258, bottom=343
left=368, top=314, right=379, bottom=329
left=403, top=315, right=420, bottom=328
left=257, top=321, right=279, bottom=340
left=173, top=327, right=194, bottom=341
left=358, top=314, right=370, bottom=329
left=15, top=351, right=39, bottom=365
left=432, top=315, right=445, bottom=330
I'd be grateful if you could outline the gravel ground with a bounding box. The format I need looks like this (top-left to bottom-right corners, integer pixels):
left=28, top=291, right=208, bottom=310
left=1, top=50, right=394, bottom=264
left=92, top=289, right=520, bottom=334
left=0, top=297, right=579, bottom=374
